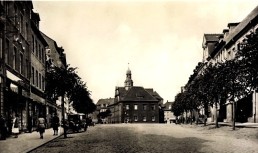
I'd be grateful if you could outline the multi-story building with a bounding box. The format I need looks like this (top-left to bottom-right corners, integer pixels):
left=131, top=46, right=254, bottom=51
left=163, top=101, right=176, bottom=123
left=188, top=5, right=258, bottom=123
left=108, top=68, right=162, bottom=123
left=0, top=1, right=33, bottom=132
left=41, top=32, right=67, bottom=125
left=29, top=10, right=48, bottom=129
left=96, top=97, right=114, bottom=123
left=0, top=1, right=68, bottom=133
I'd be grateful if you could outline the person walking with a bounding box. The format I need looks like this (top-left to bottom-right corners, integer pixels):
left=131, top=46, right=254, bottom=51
left=12, top=114, right=19, bottom=138
left=37, top=114, right=46, bottom=139
left=52, top=113, right=60, bottom=136
left=0, top=115, right=7, bottom=140
left=27, top=115, right=32, bottom=133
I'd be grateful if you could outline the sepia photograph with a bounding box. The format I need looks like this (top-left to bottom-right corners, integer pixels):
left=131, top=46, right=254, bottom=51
left=0, top=0, right=258, bottom=152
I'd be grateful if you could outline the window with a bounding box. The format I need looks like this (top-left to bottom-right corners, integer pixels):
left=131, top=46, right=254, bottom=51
left=36, top=41, right=38, bottom=57
left=134, top=104, right=138, bottom=110
left=25, top=22, right=28, bottom=40
left=134, top=116, right=138, bottom=121
left=6, top=3, right=9, bottom=16
left=19, top=53, right=23, bottom=74
left=14, top=5, right=17, bottom=24
left=36, top=70, right=38, bottom=87
left=151, top=105, right=155, bottom=110
left=168, top=105, right=171, bottom=110
left=20, top=13, right=23, bottom=33
left=42, top=76, right=45, bottom=91
left=5, top=39, right=9, bottom=64
left=32, top=35, right=34, bottom=53
left=41, top=48, right=44, bottom=63
left=143, top=104, right=147, bottom=110
left=31, top=67, right=34, bottom=84
left=13, top=46, right=17, bottom=69
left=143, top=116, right=146, bottom=122
left=26, top=59, right=29, bottom=78
left=39, top=45, right=41, bottom=60
left=0, top=38, right=2, bottom=59
left=126, top=104, right=129, bottom=110
left=151, top=116, right=155, bottom=122
left=39, top=73, right=41, bottom=89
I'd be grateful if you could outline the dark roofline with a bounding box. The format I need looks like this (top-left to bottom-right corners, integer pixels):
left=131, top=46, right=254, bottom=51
left=223, top=29, right=229, bottom=33
left=225, top=6, right=258, bottom=48
left=227, top=22, right=240, bottom=27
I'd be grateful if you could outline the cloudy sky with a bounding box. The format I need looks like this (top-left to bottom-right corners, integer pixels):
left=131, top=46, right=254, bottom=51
left=33, top=0, right=257, bottom=103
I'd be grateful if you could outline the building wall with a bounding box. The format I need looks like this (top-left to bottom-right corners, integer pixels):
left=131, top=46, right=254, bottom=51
left=122, top=102, right=159, bottom=123
left=199, top=8, right=258, bottom=123
left=0, top=1, right=35, bottom=132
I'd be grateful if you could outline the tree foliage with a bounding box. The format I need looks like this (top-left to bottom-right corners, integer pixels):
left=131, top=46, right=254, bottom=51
left=46, top=65, right=96, bottom=114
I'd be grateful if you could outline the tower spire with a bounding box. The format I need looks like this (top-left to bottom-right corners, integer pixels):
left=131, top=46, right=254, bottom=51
left=124, top=63, right=133, bottom=90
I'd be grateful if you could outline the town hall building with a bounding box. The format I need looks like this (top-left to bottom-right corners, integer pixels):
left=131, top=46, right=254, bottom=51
left=108, top=68, right=163, bottom=123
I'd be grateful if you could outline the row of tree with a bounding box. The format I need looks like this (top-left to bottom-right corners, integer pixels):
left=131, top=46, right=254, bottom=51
left=172, top=30, right=258, bottom=130
left=45, top=65, right=96, bottom=137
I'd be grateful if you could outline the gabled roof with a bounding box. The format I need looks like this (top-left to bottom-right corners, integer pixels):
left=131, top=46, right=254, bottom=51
left=118, top=86, right=158, bottom=102
left=164, top=101, right=173, bottom=110
left=96, top=98, right=114, bottom=106
left=145, top=88, right=163, bottom=101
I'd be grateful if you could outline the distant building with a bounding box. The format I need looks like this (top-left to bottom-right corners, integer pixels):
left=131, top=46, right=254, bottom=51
left=96, top=98, right=114, bottom=113
left=108, top=68, right=163, bottom=123
left=163, top=101, right=176, bottom=123
left=95, top=98, right=114, bottom=123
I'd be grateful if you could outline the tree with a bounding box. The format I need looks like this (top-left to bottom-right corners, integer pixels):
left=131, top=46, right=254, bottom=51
left=70, top=83, right=96, bottom=115
left=172, top=93, right=185, bottom=120
left=46, top=65, right=80, bottom=138
left=235, top=31, right=258, bottom=90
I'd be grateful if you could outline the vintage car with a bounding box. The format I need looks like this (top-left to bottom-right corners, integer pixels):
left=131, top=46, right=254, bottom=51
left=68, top=113, right=87, bottom=133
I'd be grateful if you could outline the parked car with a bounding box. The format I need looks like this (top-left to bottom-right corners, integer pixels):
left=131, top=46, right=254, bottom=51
left=68, top=113, right=87, bottom=133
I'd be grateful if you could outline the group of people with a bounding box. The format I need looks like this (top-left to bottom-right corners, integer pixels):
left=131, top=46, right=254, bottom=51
left=0, top=113, right=60, bottom=140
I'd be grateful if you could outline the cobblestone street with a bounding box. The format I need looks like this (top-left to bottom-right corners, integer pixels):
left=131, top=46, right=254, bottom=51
left=29, top=124, right=258, bottom=153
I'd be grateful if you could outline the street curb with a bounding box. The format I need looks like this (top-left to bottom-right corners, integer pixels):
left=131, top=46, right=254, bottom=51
left=26, top=133, right=64, bottom=153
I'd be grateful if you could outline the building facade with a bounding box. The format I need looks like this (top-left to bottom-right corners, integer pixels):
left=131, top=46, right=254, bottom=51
left=163, top=101, right=176, bottom=123
left=108, top=68, right=162, bottom=123
left=41, top=32, right=67, bottom=125
left=0, top=1, right=33, bottom=132
left=96, top=97, right=114, bottom=123
left=29, top=10, right=48, bottom=129
left=0, top=1, right=68, bottom=133
left=188, top=5, right=258, bottom=123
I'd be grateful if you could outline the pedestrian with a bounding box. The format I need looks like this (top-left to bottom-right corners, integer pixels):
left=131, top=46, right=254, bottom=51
left=0, top=115, right=7, bottom=140
left=37, top=114, right=46, bottom=139
left=52, top=113, right=60, bottom=136
left=12, top=114, right=19, bottom=138
left=27, top=115, right=32, bottom=133
left=7, top=115, right=12, bottom=136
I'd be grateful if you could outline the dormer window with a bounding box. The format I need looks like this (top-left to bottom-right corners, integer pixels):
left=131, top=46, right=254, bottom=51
left=136, top=93, right=144, bottom=99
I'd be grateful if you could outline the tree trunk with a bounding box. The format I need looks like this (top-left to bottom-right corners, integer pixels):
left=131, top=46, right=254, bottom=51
left=232, top=100, right=236, bottom=130
left=215, top=102, right=219, bottom=128
left=190, top=110, right=193, bottom=125
left=61, top=95, right=67, bottom=138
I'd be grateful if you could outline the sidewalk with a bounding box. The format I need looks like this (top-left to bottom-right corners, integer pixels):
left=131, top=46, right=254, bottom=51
left=0, top=128, right=63, bottom=153
left=207, top=122, right=258, bottom=128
